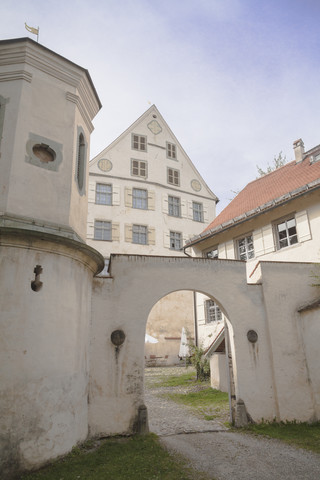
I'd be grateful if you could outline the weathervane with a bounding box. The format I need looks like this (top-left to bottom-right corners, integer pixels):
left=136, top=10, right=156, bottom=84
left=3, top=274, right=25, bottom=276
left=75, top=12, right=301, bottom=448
left=25, top=22, right=39, bottom=43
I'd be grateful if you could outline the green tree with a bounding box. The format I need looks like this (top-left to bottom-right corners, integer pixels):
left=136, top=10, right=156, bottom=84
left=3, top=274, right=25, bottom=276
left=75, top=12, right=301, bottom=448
left=188, top=342, right=210, bottom=381
left=256, top=151, right=287, bottom=177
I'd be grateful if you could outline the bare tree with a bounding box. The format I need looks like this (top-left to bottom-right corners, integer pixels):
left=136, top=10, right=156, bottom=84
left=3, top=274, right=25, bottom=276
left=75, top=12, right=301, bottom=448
left=256, top=151, right=287, bottom=177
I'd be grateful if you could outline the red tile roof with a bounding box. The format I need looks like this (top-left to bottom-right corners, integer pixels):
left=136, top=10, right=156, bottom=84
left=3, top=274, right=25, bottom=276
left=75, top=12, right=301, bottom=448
left=202, top=148, right=320, bottom=235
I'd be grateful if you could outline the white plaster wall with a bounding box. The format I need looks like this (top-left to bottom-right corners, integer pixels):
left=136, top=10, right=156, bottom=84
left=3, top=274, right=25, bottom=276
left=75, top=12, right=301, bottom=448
left=0, top=237, right=97, bottom=475
left=193, top=194, right=320, bottom=280
left=0, top=40, right=99, bottom=242
left=259, top=261, right=320, bottom=422
left=90, top=255, right=279, bottom=434
left=87, top=105, right=216, bottom=257
left=299, top=307, right=320, bottom=419
left=210, top=354, right=228, bottom=392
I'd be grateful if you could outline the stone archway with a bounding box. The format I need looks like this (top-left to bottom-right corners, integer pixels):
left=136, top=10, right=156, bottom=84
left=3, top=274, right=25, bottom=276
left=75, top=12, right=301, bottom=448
left=89, top=254, right=278, bottom=435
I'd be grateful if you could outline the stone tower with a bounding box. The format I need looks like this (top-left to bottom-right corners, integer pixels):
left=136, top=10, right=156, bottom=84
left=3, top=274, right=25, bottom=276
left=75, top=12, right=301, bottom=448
left=0, top=38, right=104, bottom=477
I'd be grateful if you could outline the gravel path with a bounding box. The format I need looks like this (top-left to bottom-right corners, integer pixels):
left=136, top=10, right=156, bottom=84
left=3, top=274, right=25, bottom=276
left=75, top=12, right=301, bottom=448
left=145, top=367, right=320, bottom=480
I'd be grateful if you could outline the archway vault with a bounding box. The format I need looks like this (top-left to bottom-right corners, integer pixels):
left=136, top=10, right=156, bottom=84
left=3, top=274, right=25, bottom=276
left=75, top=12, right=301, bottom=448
left=89, top=254, right=319, bottom=436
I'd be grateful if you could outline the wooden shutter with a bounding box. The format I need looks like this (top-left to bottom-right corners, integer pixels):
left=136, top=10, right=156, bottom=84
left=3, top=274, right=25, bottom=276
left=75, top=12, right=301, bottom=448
left=88, top=180, right=96, bottom=203
left=225, top=240, right=235, bottom=259
left=296, top=210, right=312, bottom=242
left=217, top=243, right=226, bottom=259
left=253, top=229, right=264, bottom=257
left=163, top=230, right=170, bottom=248
left=203, top=204, right=209, bottom=223
left=148, top=227, right=156, bottom=245
left=148, top=190, right=155, bottom=210
left=112, top=185, right=121, bottom=206
left=125, top=187, right=132, bottom=207
left=112, top=222, right=120, bottom=242
left=125, top=224, right=132, bottom=242
left=262, top=225, right=275, bottom=253
left=162, top=194, right=168, bottom=214
left=181, top=198, right=187, bottom=218
left=87, top=220, right=94, bottom=239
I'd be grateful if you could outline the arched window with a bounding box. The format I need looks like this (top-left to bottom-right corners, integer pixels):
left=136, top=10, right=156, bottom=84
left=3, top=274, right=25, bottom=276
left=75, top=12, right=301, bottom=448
left=76, top=130, right=86, bottom=194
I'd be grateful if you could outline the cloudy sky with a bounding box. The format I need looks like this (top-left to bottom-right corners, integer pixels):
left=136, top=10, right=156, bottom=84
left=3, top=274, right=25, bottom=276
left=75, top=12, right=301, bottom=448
left=3, top=0, right=320, bottom=211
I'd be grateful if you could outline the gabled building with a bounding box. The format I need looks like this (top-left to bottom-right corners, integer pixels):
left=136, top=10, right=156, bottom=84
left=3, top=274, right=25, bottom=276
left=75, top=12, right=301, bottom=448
left=185, top=138, right=320, bottom=394
left=87, top=105, right=218, bottom=364
left=186, top=138, right=320, bottom=268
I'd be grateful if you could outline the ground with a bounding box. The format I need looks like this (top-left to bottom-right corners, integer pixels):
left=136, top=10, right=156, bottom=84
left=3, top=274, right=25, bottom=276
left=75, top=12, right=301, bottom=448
left=145, top=366, right=320, bottom=480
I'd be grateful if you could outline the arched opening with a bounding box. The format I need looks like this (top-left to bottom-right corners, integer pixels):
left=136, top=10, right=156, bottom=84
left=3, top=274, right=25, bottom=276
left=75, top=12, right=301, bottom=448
left=144, top=288, right=236, bottom=431
left=76, top=131, right=86, bottom=193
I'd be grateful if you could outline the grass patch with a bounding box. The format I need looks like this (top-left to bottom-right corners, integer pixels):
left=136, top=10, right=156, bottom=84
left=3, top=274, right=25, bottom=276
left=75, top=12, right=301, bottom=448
left=239, top=421, right=320, bottom=454
left=18, top=434, right=210, bottom=480
left=166, top=388, right=229, bottom=421
left=153, top=371, right=197, bottom=388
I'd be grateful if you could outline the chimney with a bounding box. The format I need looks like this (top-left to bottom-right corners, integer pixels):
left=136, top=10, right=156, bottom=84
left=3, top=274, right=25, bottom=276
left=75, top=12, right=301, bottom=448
left=293, top=138, right=305, bottom=163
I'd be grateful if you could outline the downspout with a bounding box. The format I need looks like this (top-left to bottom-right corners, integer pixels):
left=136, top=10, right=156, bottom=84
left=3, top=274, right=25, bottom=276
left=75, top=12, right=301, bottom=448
left=224, top=320, right=233, bottom=424
left=193, top=291, right=198, bottom=347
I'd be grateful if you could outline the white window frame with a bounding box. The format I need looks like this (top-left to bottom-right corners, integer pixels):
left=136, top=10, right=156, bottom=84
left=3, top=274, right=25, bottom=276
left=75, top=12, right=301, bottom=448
left=131, top=159, right=147, bottom=178
left=170, top=231, right=182, bottom=250
left=192, top=201, right=203, bottom=222
left=205, top=299, right=222, bottom=323
left=166, top=142, right=177, bottom=160
left=132, top=134, right=147, bottom=151
left=96, top=183, right=112, bottom=205
left=132, top=188, right=148, bottom=209
left=94, top=220, right=112, bottom=241
left=132, top=224, right=148, bottom=245
left=167, top=167, right=180, bottom=186
left=237, top=234, right=254, bottom=260
left=275, top=216, right=298, bottom=250
left=205, top=247, right=218, bottom=259
left=168, top=195, right=181, bottom=217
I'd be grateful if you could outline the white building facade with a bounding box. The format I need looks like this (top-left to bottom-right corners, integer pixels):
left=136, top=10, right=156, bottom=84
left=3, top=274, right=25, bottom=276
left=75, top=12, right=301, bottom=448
left=185, top=139, right=320, bottom=395
left=87, top=105, right=218, bottom=364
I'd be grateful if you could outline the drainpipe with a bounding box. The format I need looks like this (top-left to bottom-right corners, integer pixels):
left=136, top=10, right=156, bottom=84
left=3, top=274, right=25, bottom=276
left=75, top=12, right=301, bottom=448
left=224, top=320, right=233, bottom=424
left=193, top=291, right=198, bottom=347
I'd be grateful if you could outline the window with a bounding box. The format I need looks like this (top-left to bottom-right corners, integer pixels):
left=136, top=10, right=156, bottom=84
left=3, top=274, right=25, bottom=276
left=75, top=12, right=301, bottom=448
left=170, top=231, right=182, bottom=250
left=276, top=217, right=298, bottom=249
left=205, top=248, right=218, bottom=259
left=94, top=220, right=112, bottom=241
left=76, top=132, right=86, bottom=193
left=168, top=196, right=181, bottom=217
left=132, top=225, right=147, bottom=244
left=133, top=188, right=148, bottom=209
left=96, top=183, right=112, bottom=205
left=167, top=167, right=180, bottom=186
left=237, top=235, right=254, bottom=260
left=131, top=159, right=147, bottom=178
left=167, top=142, right=176, bottom=159
left=193, top=202, right=203, bottom=222
left=132, top=134, right=147, bottom=151
left=205, top=299, right=222, bottom=323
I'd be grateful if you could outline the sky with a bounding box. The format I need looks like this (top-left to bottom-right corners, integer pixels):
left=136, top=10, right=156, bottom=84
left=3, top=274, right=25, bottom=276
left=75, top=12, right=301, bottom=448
left=2, top=0, right=320, bottom=212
